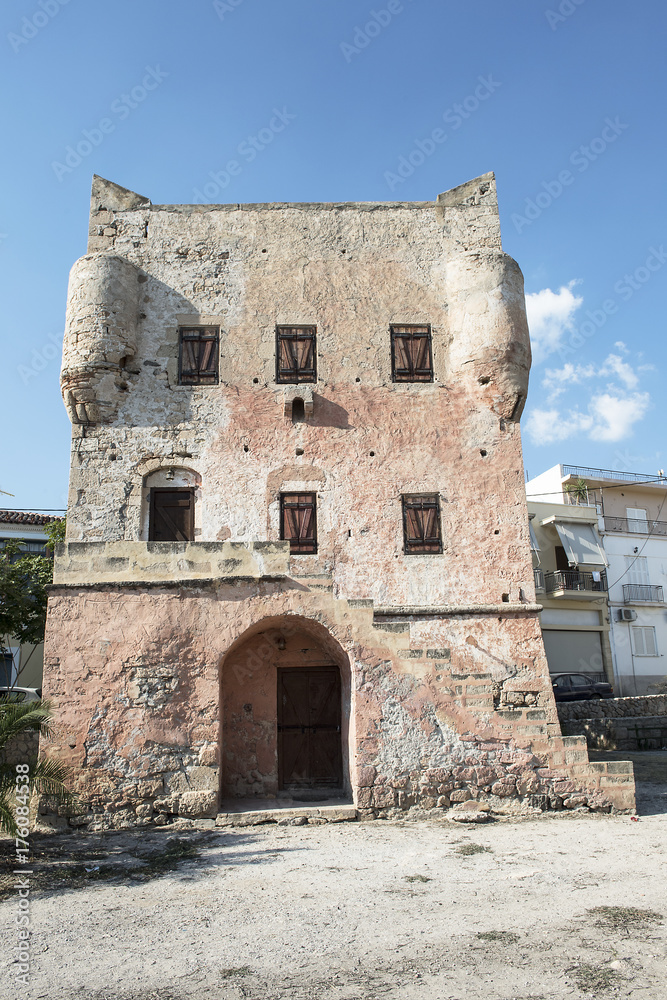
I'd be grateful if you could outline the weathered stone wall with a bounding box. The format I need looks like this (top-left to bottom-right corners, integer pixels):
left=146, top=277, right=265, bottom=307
left=42, top=581, right=634, bottom=830
left=61, top=174, right=535, bottom=610
left=561, top=716, right=667, bottom=751
left=1, top=730, right=39, bottom=768
left=557, top=694, right=667, bottom=721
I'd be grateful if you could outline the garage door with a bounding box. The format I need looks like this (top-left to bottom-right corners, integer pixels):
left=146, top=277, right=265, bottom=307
left=542, top=630, right=603, bottom=676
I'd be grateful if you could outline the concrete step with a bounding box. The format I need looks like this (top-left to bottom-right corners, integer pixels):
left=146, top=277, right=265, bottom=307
left=216, top=799, right=357, bottom=827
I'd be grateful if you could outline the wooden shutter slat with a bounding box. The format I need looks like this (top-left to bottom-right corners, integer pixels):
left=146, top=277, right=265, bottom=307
left=199, top=339, right=215, bottom=373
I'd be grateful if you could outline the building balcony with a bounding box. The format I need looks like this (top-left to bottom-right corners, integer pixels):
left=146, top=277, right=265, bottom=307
left=544, top=569, right=607, bottom=600
left=563, top=464, right=667, bottom=485
left=622, top=583, right=664, bottom=604
left=533, top=567, right=545, bottom=592
left=603, top=515, right=667, bottom=536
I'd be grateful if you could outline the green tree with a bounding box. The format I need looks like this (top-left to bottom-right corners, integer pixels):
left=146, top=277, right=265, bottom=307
left=0, top=517, right=64, bottom=684
left=0, top=539, right=52, bottom=650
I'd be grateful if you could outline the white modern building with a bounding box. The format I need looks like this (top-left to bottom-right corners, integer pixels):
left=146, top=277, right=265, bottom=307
left=527, top=465, right=667, bottom=696
left=527, top=496, right=611, bottom=686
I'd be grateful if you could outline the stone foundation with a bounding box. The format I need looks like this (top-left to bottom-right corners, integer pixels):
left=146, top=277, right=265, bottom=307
left=39, top=579, right=636, bottom=832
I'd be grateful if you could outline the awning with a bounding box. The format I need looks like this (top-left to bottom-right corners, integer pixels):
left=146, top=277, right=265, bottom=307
left=554, top=521, right=606, bottom=566
left=528, top=521, right=540, bottom=553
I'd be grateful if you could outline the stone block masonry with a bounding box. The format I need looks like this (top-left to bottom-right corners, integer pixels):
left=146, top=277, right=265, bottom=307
left=40, top=173, right=635, bottom=829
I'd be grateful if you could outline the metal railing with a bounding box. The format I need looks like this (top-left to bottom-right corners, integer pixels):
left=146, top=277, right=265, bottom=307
left=622, top=584, right=664, bottom=603
left=533, top=567, right=545, bottom=591
left=603, top=515, right=667, bottom=536
left=563, top=464, right=666, bottom=484
left=544, top=569, right=608, bottom=594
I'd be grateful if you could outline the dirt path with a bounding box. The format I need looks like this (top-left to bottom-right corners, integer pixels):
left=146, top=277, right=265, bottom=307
left=2, top=774, right=666, bottom=1000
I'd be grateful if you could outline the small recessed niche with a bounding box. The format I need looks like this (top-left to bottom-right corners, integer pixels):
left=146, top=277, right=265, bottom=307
left=261, top=249, right=267, bottom=253
left=355, top=377, right=361, bottom=382
left=292, top=397, right=305, bottom=423
left=253, top=377, right=259, bottom=384
left=369, top=451, right=375, bottom=457
left=494, top=529, right=500, bottom=535
left=296, top=447, right=304, bottom=456
left=480, top=449, right=487, bottom=457
left=501, top=593, right=510, bottom=603
left=478, top=376, right=491, bottom=385
left=243, top=444, right=249, bottom=453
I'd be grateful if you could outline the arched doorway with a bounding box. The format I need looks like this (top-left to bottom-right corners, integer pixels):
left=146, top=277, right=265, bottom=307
left=220, top=618, right=350, bottom=801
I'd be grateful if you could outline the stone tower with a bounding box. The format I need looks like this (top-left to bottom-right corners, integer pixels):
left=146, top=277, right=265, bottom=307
left=41, top=174, right=634, bottom=830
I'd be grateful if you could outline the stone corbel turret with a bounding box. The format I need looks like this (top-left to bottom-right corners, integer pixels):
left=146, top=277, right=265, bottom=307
left=61, top=177, right=150, bottom=426
left=446, top=249, right=531, bottom=422
left=61, top=252, right=142, bottom=425
left=436, top=173, right=531, bottom=424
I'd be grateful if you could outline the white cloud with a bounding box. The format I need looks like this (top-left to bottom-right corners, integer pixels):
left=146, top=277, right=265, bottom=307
left=525, top=282, right=583, bottom=365
left=588, top=392, right=650, bottom=442
left=525, top=392, right=650, bottom=445
left=541, top=352, right=640, bottom=401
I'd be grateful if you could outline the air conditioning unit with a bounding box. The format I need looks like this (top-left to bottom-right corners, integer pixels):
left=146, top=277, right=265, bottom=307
left=617, top=609, right=637, bottom=622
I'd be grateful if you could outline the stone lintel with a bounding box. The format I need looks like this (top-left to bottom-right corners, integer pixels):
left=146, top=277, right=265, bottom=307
left=373, top=603, right=542, bottom=619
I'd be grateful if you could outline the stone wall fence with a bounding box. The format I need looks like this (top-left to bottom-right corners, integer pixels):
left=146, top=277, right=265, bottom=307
left=557, top=694, right=667, bottom=722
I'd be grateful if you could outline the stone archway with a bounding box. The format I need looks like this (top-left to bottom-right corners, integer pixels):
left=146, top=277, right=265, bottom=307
left=219, top=616, right=352, bottom=801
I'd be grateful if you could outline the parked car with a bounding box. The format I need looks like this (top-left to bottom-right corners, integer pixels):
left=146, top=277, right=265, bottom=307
left=551, top=673, right=613, bottom=702
left=0, top=686, right=42, bottom=702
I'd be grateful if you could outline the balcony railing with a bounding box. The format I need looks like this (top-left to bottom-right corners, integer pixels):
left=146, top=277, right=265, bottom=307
left=603, top=515, right=667, bottom=536
left=563, top=464, right=666, bottom=484
left=544, top=569, right=608, bottom=594
left=533, top=567, right=545, bottom=591
left=622, top=583, right=664, bottom=604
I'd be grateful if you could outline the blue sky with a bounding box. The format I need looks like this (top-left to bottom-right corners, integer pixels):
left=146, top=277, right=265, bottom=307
left=2, top=0, right=666, bottom=511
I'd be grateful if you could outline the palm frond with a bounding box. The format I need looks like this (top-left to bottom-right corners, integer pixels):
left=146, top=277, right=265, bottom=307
left=0, top=699, right=55, bottom=744
left=0, top=795, right=18, bottom=837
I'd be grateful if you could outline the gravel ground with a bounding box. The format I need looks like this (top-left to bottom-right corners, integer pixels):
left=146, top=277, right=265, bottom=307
left=2, top=756, right=666, bottom=1000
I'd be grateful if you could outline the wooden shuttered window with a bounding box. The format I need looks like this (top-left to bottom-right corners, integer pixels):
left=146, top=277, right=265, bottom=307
left=178, top=327, right=219, bottom=384
left=390, top=325, right=433, bottom=382
left=276, top=326, right=317, bottom=383
left=402, top=494, right=442, bottom=554
left=281, top=493, right=317, bottom=554
left=149, top=488, right=195, bottom=542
